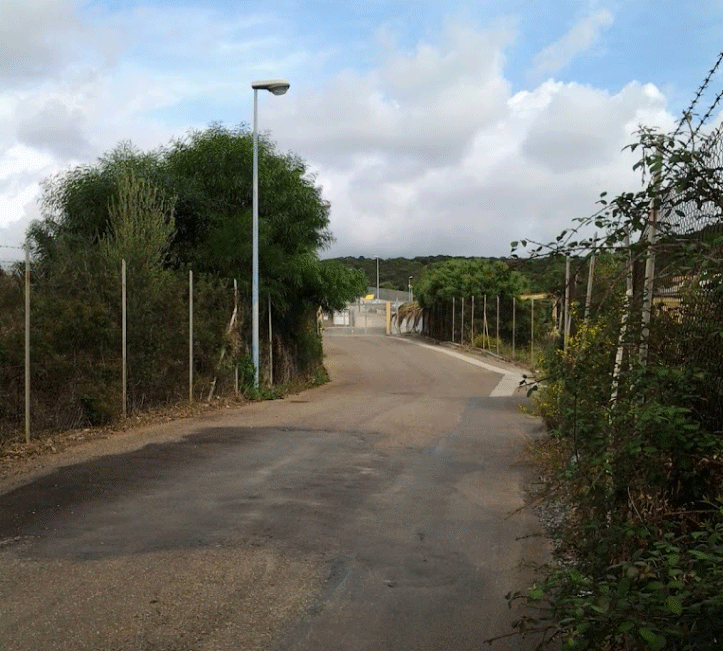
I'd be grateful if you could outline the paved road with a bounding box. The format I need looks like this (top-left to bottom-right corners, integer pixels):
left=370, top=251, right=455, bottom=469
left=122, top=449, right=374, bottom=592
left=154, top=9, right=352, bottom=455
left=0, top=336, right=547, bottom=651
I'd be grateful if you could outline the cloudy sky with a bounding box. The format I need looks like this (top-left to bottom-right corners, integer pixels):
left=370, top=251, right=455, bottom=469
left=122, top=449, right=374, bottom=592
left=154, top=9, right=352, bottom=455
left=1, top=0, right=722, bottom=264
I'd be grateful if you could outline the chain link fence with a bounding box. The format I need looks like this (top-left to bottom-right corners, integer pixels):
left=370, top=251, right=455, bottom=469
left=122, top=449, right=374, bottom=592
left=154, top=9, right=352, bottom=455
left=649, top=122, right=723, bottom=429
left=324, top=298, right=389, bottom=335
left=422, top=294, right=555, bottom=367
left=0, top=258, right=297, bottom=441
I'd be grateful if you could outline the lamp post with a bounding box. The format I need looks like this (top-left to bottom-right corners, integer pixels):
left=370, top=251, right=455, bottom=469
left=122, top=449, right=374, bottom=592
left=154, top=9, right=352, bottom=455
left=252, top=78, right=289, bottom=389
left=408, top=276, right=413, bottom=303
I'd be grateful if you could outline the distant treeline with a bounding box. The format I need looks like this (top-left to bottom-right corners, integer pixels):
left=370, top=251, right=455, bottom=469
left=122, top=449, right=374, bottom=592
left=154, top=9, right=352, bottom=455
left=326, top=255, right=574, bottom=296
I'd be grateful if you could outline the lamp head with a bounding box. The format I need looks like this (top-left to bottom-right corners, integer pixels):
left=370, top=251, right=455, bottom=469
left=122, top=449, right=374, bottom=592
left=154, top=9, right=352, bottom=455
left=252, top=79, right=290, bottom=95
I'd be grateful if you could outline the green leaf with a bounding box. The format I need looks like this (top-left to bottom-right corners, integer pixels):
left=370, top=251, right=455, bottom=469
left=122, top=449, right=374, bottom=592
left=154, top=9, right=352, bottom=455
left=666, top=595, right=683, bottom=615
left=528, top=586, right=544, bottom=601
left=639, top=627, right=666, bottom=651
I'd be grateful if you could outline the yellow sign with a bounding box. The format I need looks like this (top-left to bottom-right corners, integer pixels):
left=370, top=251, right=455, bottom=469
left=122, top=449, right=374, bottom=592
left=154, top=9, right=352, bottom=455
left=365, top=294, right=375, bottom=300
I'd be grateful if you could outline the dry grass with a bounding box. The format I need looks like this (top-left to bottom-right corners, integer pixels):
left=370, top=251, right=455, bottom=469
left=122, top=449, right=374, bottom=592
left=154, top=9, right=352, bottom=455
left=524, top=433, right=568, bottom=481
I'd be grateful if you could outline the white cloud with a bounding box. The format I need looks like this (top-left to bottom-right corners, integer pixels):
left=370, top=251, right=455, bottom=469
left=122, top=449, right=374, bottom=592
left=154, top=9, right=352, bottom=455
left=531, top=9, right=614, bottom=76
left=0, top=3, right=704, bottom=263
left=0, top=0, right=84, bottom=84
left=15, top=98, right=93, bottom=160
left=267, top=21, right=674, bottom=258
left=273, top=21, right=514, bottom=167
left=520, top=81, right=654, bottom=173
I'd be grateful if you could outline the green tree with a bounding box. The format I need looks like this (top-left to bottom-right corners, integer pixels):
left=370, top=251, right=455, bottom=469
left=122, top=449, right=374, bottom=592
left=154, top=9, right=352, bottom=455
left=10, top=124, right=365, bottom=432
left=33, top=125, right=359, bottom=322
left=414, top=258, right=528, bottom=307
left=34, top=142, right=163, bottom=259
left=316, top=261, right=368, bottom=312
left=104, top=169, right=175, bottom=274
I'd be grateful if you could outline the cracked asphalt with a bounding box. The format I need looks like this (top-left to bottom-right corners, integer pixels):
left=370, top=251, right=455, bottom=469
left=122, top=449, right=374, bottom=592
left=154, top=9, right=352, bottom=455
left=0, top=336, right=548, bottom=650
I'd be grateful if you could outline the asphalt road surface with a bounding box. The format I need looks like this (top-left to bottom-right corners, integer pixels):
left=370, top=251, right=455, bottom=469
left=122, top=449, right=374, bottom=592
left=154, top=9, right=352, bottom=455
left=0, top=336, right=548, bottom=651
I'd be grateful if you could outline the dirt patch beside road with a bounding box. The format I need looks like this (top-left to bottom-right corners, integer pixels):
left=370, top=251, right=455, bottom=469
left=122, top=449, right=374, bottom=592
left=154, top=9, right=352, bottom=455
left=0, top=396, right=251, bottom=497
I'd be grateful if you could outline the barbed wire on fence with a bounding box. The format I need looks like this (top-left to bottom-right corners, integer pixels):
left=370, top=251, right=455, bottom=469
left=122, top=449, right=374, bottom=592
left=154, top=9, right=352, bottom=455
left=673, top=50, right=723, bottom=141
left=0, top=242, right=26, bottom=270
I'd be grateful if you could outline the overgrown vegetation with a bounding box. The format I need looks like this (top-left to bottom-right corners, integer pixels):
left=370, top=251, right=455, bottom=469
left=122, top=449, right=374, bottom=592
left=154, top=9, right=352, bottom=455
left=0, top=125, right=366, bottom=438
left=505, top=117, right=723, bottom=650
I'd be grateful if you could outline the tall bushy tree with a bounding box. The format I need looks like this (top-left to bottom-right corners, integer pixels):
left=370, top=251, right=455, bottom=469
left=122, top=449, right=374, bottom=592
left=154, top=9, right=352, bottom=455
left=32, top=124, right=357, bottom=321
left=414, top=258, right=529, bottom=307
left=105, top=169, right=175, bottom=273
left=104, top=171, right=190, bottom=409
left=33, top=143, right=163, bottom=259
left=17, top=124, right=364, bottom=428
left=161, top=126, right=336, bottom=316
left=156, top=125, right=360, bottom=377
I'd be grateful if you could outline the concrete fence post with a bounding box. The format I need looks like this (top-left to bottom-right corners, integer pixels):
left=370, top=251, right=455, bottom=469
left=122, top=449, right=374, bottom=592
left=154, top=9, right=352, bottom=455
left=564, top=257, right=571, bottom=352
left=471, top=295, right=475, bottom=344
left=268, top=293, right=273, bottom=386
left=122, top=259, right=127, bottom=419
left=461, top=297, right=465, bottom=345
left=452, top=297, right=455, bottom=343
left=585, top=234, right=597, bottom=321
left=496, top=295, right=500, bottom=355
left=512, top=297, right=516, bottom=357
left=531, top=298, right=535, bottom=366
left=234, top=279, right=239, bottom=394
left=189, top=270, right=193, bottom=402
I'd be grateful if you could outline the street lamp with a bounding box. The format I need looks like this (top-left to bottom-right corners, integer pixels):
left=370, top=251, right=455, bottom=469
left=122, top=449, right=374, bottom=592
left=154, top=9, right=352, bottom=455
left=252, top=78, right=290, bottom=389
left=408, top=275, right=413, bottom=303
